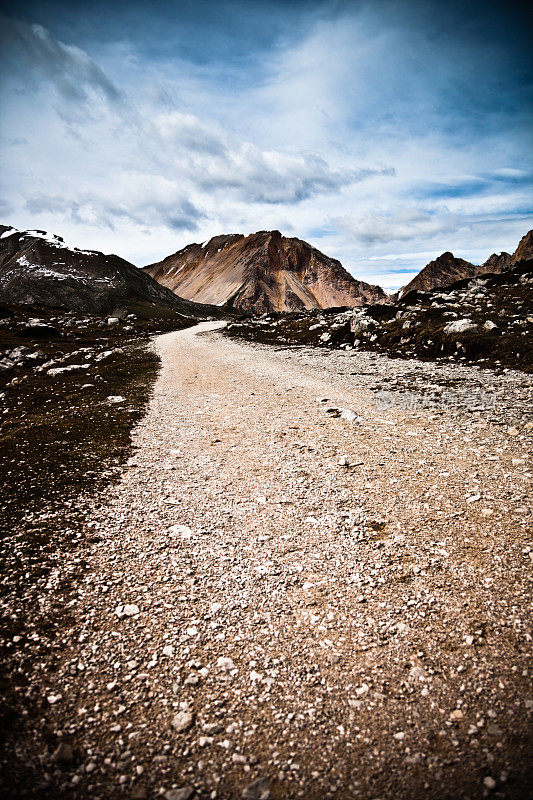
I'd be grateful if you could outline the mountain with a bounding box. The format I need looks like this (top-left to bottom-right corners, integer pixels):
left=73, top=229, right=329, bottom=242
left=143, top=229, right=387, bottom=314
left=226, top=258, right=533, bottom=372
left=399, top=252, right=481, bottom=296
left=400, top=229, right=533, bottom=296
left=0, top=226, right=221, bottom=319
left=481, top=251, right=512, bottom=272
left=511, top=229, right=533, bottom=262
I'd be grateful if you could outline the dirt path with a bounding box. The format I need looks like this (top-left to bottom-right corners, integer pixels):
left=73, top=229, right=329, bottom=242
left=4, top=323, right=533, bottom=799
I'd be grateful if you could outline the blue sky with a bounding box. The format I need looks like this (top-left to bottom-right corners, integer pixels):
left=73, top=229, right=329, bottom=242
left=1, top=0, right=532, bottom=290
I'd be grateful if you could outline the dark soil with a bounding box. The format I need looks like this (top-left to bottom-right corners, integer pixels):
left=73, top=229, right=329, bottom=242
left=0, top=303, right=195, bottom=794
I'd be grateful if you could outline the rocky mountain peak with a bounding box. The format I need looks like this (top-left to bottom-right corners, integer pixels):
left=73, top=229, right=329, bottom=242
left=399, top=251, right=478, bottom=296
left=400, top=229, right=533, bottom=296
left=144, top=230, right=387, bottom=314
left=512, top=229, right=533, bottom=262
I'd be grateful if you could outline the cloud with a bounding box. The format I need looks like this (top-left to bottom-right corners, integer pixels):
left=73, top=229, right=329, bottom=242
left=1, top=2, right=532, bottom=281
left=333, top=206, right=463, bottom=245
left=0, top=16, right=121, bottom=110
left=25, top=172, right=205, bottom=233
left=148, top=110, right=393, bottom=204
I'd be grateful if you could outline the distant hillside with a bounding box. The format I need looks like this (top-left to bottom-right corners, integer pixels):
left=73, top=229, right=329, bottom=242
left=400, top=229, right=533, bottom=296
left=0, top=226, right=223, bottom=320
left=144, top=229, right=387, bottom=314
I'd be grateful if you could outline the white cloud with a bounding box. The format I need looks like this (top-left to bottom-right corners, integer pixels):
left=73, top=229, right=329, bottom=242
left=0, top=6, right=531, bottom=289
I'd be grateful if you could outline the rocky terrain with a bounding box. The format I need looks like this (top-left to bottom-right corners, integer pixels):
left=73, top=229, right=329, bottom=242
left=400, top=230, right=533, bottom=296
left=143, top=230, right=387, bottom=314
left=0, top=227, right=224, bottom=320
left=226, top=258, right=533, bottom=373
left=0, top=323, right=531, bottom=800
left=0, top=222, right=532, bottom=800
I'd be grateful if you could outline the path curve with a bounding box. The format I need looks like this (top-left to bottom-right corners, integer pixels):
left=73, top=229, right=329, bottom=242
left=30, top=324, right=533, bottom=799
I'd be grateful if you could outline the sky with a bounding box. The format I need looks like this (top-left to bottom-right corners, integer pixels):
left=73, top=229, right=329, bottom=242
left=0, top=0, right=532, bottom=290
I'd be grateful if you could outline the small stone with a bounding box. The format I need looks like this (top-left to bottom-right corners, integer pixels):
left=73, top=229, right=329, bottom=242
left=123, top=604, right=140, bottom=617
left=169, top=524, right=193, bottom=539
left=443, top=319, right=477, bottom=335
left=340, top=409, right=359, bottom=422
left=409, top=666, right=427, bottom=682
left=172, top=711, right=194, bottom=733
left=338, top=455, right=349, bottom=467
left=242, top=776, right=271, bottom=799
left=217, top=656, right=236, bottom=672
left=202, top=722, right=223, bottom=734
left=164, top=788, right=194, bottom=800
left=52, top=742, right=74, bottom=763
left=450, top=709, right=464, bottom=721
left=483, top=776, right=496, bottom=790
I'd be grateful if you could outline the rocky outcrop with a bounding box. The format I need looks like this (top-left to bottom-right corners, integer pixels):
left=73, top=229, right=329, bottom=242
left=482, top=251, right=512, bottom=272
left=226, top=258, right=533, bottom=372
left=0, top=226, right=220, bottom=318
left=400, top=230, right=533, bottom=297
left=399, top=252, right=480, bottom=296
left=144, top=230, right=387, bottom=314
left=511, top=229, right=533, bottom=263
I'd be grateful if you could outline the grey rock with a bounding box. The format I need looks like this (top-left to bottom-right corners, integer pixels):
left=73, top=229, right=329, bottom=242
left=443, top=319, right=477, bottom=335
left=242, top=777, right=271, bottom=799
left=164, top=789, right=194, bottom=800
left=172, top=711, right=194, bottom=732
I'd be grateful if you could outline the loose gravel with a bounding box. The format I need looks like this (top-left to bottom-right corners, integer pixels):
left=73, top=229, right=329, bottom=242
left=1, top=322, right=531, bottom=800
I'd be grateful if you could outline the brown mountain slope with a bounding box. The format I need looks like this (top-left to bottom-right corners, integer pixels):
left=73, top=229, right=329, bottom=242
left=144, top=230, right=387, bottom=314
left=511, top=229, right=533, bottom=262
left=399, top=252, right=479, bottom=295
left=400, top=229, right=533, bottom=296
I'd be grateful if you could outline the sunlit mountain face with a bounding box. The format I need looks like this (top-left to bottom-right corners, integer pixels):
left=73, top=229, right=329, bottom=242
left=1, top=0, right=532, bottom=290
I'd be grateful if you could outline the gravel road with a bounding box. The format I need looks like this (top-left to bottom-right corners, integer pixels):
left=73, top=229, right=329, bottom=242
left=2, top=322, right=532, bottom=800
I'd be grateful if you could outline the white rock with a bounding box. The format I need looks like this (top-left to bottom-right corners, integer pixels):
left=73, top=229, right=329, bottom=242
left=443, top=319, right=477, bottom=335
left=172, top=711, right=194, bottom=733
left=169, top=524, right=193, bottom=539
left=217, top=656, right=236, bottom=672
left=47, top=694, right=62, bottom=704
left=340, top=409, right=359, bottom=422
left=409, top=666, right=427, bottom=682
